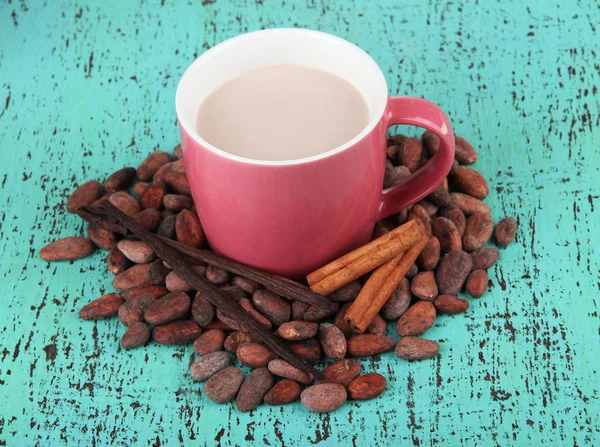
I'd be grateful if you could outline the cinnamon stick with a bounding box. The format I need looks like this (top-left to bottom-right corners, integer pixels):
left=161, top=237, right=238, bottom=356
left=81, top=205, right=332, bottom=309
left=344, top=235, right=429, bottom=334
left=96, top=201, right=320, bottom=378
left=309, top=221, right=423, bottom=297
left=307, top=219, right=420, bottom=286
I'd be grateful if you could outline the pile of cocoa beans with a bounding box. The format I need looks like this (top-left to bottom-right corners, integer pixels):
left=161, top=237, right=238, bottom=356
left=40, top=133, right=517, bottom=413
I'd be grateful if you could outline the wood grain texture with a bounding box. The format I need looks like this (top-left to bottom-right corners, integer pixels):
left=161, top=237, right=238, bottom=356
left=1, top=0, right=599, bottom=446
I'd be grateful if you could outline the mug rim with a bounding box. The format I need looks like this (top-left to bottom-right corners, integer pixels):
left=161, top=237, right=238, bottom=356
left=175, top=28, right=389, bottom=166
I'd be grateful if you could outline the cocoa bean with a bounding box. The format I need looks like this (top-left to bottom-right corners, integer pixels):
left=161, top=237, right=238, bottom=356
left=410, top=271, right=438, bottom=301
left=137, top=151, right=173, bottom=181
left=449, top=158, right=459, bottom=175
left=287, top=338, right=321, bottom=365
left=205, top=320, right=233, bottom=331
left=193, top=329, right=225, bottom=355
left=133, top=182, right=148, bottom=197
left=191, top=292, right=215, bottom=327
left=139, top=181, right=167, bottom=210
left=439, top=206, right=466, bottom=237
left=365, top=313, right=387, bottom=336
left=318, top=359, right=361, bottom=386
left=450, top=192, right=490, bottom=216
left=236, top=367, right=274, bottom=412
left=384, top=165, right=410, bottom=189
left=418, top=200, right=439, bottom=217
left=418, top=236, right=441, bottom=270
left=347, top=334, right=395, bottom=356
left=204, top=367, right=244, bottom=404
left=347, top=373, right=386, bottom=400
left=224, top=331, right=258, bottom=353
left=381, top=278, right=411, bottom=320
left=434, top=295, right=469, bottom=314
left=396, top=208, right=409, bottom=225
left=252, top=290, right=291, bottom=327
left=215, top=309, right=245, bottom=331
left=427, top=180, right=452, bottom=207
left=386, top=144, right=400, bottom=162
left=118, top=293, right=157, bottom=327
left=388, top=133, right=408, bottom=146
left=465, top=269, right=488, bottom=298
left=133, top=208, right=162, bottom=232
left=372, top=221, right=392, bottom=241
left=454, top=136, right=478, bottom=164
left=268, top=359, right=312, bottom=384
left=109, top=191, right=141, bottom=215
left=175, top=210, right=204, bottom=248
left=396, top=301, right=436, bottom=336
left=239, top=298, right=272, bottom=330
left=124, top=285, right=169, bottom=301
left=463, top=213, right=494, bottom=252
left=113, top=263, right=153, bottom=291
left=121, top=322, right=151, bottom=349
left=117, top=240, right=156, bottom=264
left=319, top=323, right=347, bottom=361
left=205, top=265, right=229, bottom=285
left=157, top=214, right=177, bottom=239
left=153, top=320, right=202, bottom=345
left=237, top=343, right=277, bottom=368
left=454, top=166, right=488, bottom=199
left=395, top=336, right=439, bottom=360
left=399, top=137, right=422, bottom=172
left=327, top=280, right=362, bottom=302
left=264, top=379, right=301, bottom=405
left=143, top=291, right=191, bottom=325
left=153, top=159, right=184, bottom=183
left=303, top=302, right=339, bottom=322
left=40, top=237, right=95, bottom=261
left=218, top=285, right=246, bottom=301
left=292, top=300, right=310, bottom=321
left=301, top=383, right=347, bottom=413
left=190, top=351, right=230, bottom=381
left=87, top=224, right=116, bottom=250
left=470, top=247, right=499, bottom=270
left=231, top=276, right=260, bottom=294
left=432, top=217, right=462, bottom=254
left=406, top=263, right=418, bottom=278
left=173, top=144, right=183, bottom=159
left=105, top=167, right=136, bottom=193
left=422, top=130, right=441, bottom=157
left=163, top=194, right=193, bottom=212
left=436, top=250, right=473, bottom=295
left=106, top=245, right=130, bottom=275
left=408, top=204, right=432, bottom=236
left=149, top=259, right=170, bottom=285
left=67, top=180, right=104, bottom=213
left=278, top=321, right=318, bottom=341
left=495, top=217, right=518, bottom=247
left=333, top=302, right=355, bottom=337
left=79, top=293, right=124, bottom=320
left=165, top=266, right=206, bottom=292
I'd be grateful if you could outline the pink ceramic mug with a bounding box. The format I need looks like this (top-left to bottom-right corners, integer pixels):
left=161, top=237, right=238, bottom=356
left=176, top=29, right=454, bottom=279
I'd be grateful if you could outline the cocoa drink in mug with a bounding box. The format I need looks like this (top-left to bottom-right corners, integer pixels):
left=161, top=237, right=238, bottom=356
left=176, top=29, right=455, bottom=279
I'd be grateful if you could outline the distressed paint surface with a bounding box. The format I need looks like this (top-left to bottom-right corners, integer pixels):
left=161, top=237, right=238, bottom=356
left=1, top=0, right=599, bottom=445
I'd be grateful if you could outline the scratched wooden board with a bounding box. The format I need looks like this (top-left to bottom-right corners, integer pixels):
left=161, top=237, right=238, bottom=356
left=1, top=0, right=599, bottom=445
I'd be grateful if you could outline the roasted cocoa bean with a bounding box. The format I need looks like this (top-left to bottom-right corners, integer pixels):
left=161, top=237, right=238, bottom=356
left=105, top=167, right=136, bottom=193
left=109, top=191, right=141, bottom=215
left=165, top=266, right=206, bottom=292
left=121, top=322, right=151, bottom=349
left=422, top=130, right=441, bottom=157
left=157, top=214, right=177, bottom=239
left=124, top=285, right=169, bottom=301
left=434, top=295, right=469, bottom=314
left=190, top=351, right=230, bottom=381
left=175, top=209, right=204, bottom=248
left=318, top=359, right=361, bottom=386
left=470, top=247, right=499, bottom=270
left=399, top=137, right=422, bottom=172
left=264, top=379, right=301, bottom=405
left=117, top=240, right=157, bottom=264
left=106, top=245, right=130, bottom=275
left=236, top=368, right=274, bottom=412
left=139, top=181, right=167, bottom=210
left=191, top=292, right=215, bottom=327
left=347, top=334, right=395, bottom=356
left=218, top=285, right=246, bottom=301
left=301, top=383, right=347, bottom=413
left=137, top=151, right=173, bottom=181
left=450, top=192, right=490, bottom=216
left=410, top=271, right=438, bottom=301
left=133, top=182, right=148, bottom=196
left=395, top=336, right=440, bottom=360
left=133, top=208, right=162, bottom=232
left=153, top=320, right=202, bottom=345
left=143, top=291, right=191, bottom=325
left=418, top=236, right=441, bottom=270
left=462, top=213, right=494, bottom=252
left=436, top=250, right=473, bottom=295
left=149, top=259, right=170, bottom=285
left=495, top=217, right=518, bottom=247
left=454, top=166, right=488, bottom=199
left=205, top=265, right=229, bottom=285
left=384, top=165, right=410, bottom=189
left=112, top=263, right=153, bottom=291
left=465, top=269, right=488, bottom=298
left=439, top=206, right=467, bottom=237
left=278, top=321, right=318, bottom=341
left=396, top=301, right=436, bottom=336
left=193, top=329, right=225, bottom=355
left=268, top=359, right=313, bottom=384
left=204, top=367, right=244, bottom=404
left=303, top=302, right=339, bottom=322
left=287, top=338, right=321, bottom=365
left=319, top=323, right=347, bottom=361
left=432, top=217, right=462, bottom=254
left=365, top=313, right=387, bottom=336
left=79, top=293, right=124, bottom=320
left=118, top=293, right=157, bottom=327
left=40, top=237, right=95, bottom=261
left=333, top=302, right=354, bottom=337
left=454, top=136, right=478, bottom=164
left=252, top=290, right=291, bottom=327
left=237, top=343, right=277, bottom=368
left=67, top=180, right=104, bottom=213
left=347, top=373, right=387, bottom=400
left=163, top=194, right=193, bottom=212
left=231, top=276, right=261, bottom=294
left=327, top=280, right=362, bottom=302
left=224, top=331, right=258, bottom=353
left=87, top=224, right=117, bottom=249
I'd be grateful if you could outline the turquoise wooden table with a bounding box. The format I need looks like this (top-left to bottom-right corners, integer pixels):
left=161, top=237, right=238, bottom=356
left=1, top=0, right=599, bottom=445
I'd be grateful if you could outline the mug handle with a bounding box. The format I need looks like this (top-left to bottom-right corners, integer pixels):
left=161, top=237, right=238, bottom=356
left=377, top=96, right=455, bottom=220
